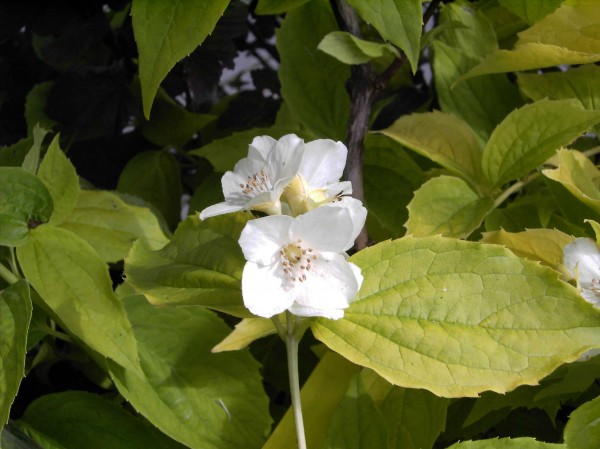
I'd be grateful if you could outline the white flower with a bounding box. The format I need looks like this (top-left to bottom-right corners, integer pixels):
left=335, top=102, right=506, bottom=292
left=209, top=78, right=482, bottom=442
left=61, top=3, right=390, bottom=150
left=563, top=237, right=600, bottom=308
left=238, top=206, right=365, bottom=319
left=283, top=139, right=352, bottom=216
left=200, top=135, right=304, bottom=219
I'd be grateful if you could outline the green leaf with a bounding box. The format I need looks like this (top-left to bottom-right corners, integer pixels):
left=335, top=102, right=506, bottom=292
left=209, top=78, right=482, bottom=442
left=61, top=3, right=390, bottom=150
left=189, top=127, right=305, bottom=172
left=277, top=0, right=350, bottom=140
left=37, top=135, right=80, bottom=226
left=542, top=149, right=600, bottom=213
left=321, top=374, right=388, bottom=449
left=345, top=0, right=422, bottom=72
left=380, top=386, right=447, bottom=449
left=318, top=31, right=399, bottom=65
left=518, top=65, right=600, bottom=133
left=16, top=226, right=141, bottom=374
left=498, top=0, right=564, bottom=24
left=131, top=0, right=230, bottom=118
left=24, top=82, right=58, bottom=136
left=60, top=190, right=170, bottom=263
left=481, top=228, right=574, bottom=267
left=108, top=295, right=271, bottom=449
left=0, top=137, right=33, bottom=168
left=564, top=393, right=600, bottom=449
left=117, top=151, right=182, bottom=229
left=432, top=41, right=522, bottom=140
left=482, top=99, right=600, bottom=188
left=17, top=391, right=185, bottom=449
left=255, top=0, right=310, bottom=15
left=140, top=87, right=216, bottom=147
left=21, top=125, right=49, bottom=174
left=0, top=167, right=53, bottom=247
left=312, top=236, right=600, bottom=398
left=263, top=351, right=361, bottom=449
left=0, top=281, right=32, bottom=434
left=462, top=1, right=600, bottom=79
left=405, top=176, right=494, bottom=238
left=363, top=136, right=424, bottom=241
left=406, top=176, right=493, bottom=239
left=378, top=111, right=485, bottom=188
left=447, top=438, right=564, bottom=449
left=125, top=213, right=250, bottom=317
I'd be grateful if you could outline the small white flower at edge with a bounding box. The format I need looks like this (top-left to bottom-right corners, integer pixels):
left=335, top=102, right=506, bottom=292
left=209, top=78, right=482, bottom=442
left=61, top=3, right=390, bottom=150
left=200, top=134, right=304, bottom=219
left=563, top=237, right=600, bottom=308
left=238, top=206, right=365, bottom=319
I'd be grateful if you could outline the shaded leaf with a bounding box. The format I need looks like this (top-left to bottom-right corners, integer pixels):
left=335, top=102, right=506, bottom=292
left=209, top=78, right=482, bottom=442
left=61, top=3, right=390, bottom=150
left=132, top=0, right=230, bottom=118
left=277, top=0, right=350, bottom=140
left=0, top=168, right=53, bottom=247
left=109, top=295, right=271, bottom=449
left=447, top=437, right=564, bottom=449
left=563, top=393, right=600, bottom=449
left=24, top=82, right=58, bottom=136
left=18, top=391, right=185, bottom=449
left=498, top=0, right=564, bottom=25
left=255, top=0, right=310, bottom=15
left=0, top=281, right=31, bottom=434
left=312, top=236, right=600, bottom=397
left=117, top=151, right=183, bottom=229
left=125, top=213, right=250, bottom=317
left=345, top=0, right=422, bottom=72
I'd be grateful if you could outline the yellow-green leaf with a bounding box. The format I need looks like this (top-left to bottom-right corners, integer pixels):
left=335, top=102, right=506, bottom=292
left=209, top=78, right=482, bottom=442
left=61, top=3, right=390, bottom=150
left=318, top=31, right=399, bottom=65
left=481, top=228, right=574, bottom=267
left=406, top=176, right=493, bottom=239
left=312, top=236, right=600, bottom=398
left=212, top=317, right=277, bottom=353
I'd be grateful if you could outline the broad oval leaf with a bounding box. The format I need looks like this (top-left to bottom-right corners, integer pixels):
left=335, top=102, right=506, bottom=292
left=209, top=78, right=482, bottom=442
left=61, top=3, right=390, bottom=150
left=542, top=149, right=600, bottom=215
left=117, top=151, right=183, bottom=229
left=482, top=99, right=600, bottom=188
left=277, top=0, right=350, bottom=140
left=345, top=0, right=422, bottom=72
left=447, top=437, right=564, bottom=449
left=125, top=213, right=250, bottom=317
left=212, top=317, right=277, bottom=353
left=378, top=111, right=485, bottom=188
left=481, top=228, right=574, bottom=267
left=132, top=0, right=230, bottom=118
left=60, top=190, right=170, bottom=263
left=0, top=167, right=53, bottom=247
left=312, top=236, right=600, bottom=398
left=498, top=0, right=564, bottom=25
left=406, top=176, right=493, bottom=239
left=564, top=394, right=600, bottom=449
left=16, top=226, right=140, bottom=373
left=318, top=31, right=399, bottom=65
left=37, top=135, right=79, bottom=226
left=109, top=295, right=271, bottom=449
left=0, top=281, right=31, bottom=434
left=17, top=391, right=185, bottom=449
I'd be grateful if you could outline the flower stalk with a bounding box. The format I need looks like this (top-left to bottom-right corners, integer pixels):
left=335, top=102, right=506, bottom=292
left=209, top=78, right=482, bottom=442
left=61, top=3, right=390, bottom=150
left=285, top=312, right=307, bottom=449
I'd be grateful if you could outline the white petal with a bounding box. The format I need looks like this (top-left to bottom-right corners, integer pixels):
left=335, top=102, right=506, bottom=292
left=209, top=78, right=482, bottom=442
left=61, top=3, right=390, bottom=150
left=290, top=207, right=354, bottom=253
left=242, top=262, right=294, bottom=318
left=231, top=154, right=265, bottom=178
left=580, top=288, right=600, bottom=307
left=564, top=238, right=600, bottom=283
left=199, top=202, right=244, bottom=220
left=288, top=303, right=345, bottom=319
left=266, top=134, right=304, bottom=182
left=300, top=139, right=347, bottom=187
left=249, top=135, right=277, bottom=160
left=293, top=253, right=361, bottom=311
left=238, top=215, right=292, bottom=265
left=324, top=197, right=367, bottom=249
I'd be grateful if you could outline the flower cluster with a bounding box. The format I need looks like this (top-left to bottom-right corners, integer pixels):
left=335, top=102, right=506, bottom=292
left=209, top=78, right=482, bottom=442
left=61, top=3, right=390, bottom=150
left=200, top=134, right=366, bottom=319
left=563, top=237, right=600, bottom=308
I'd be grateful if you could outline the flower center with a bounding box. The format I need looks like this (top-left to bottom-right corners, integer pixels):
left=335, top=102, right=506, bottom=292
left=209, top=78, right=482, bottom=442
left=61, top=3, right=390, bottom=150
left=280, top=239, right=318, bottom=284
left=239, top=169, right=272, bottom=196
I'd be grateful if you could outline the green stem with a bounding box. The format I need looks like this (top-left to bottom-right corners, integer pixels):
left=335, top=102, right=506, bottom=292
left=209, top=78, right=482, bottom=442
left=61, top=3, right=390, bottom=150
left=493, top=173, right=540, bottom=209
left=0, top=262, right=19, bottom=285
left=286, top=312, right=307, bottom=449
